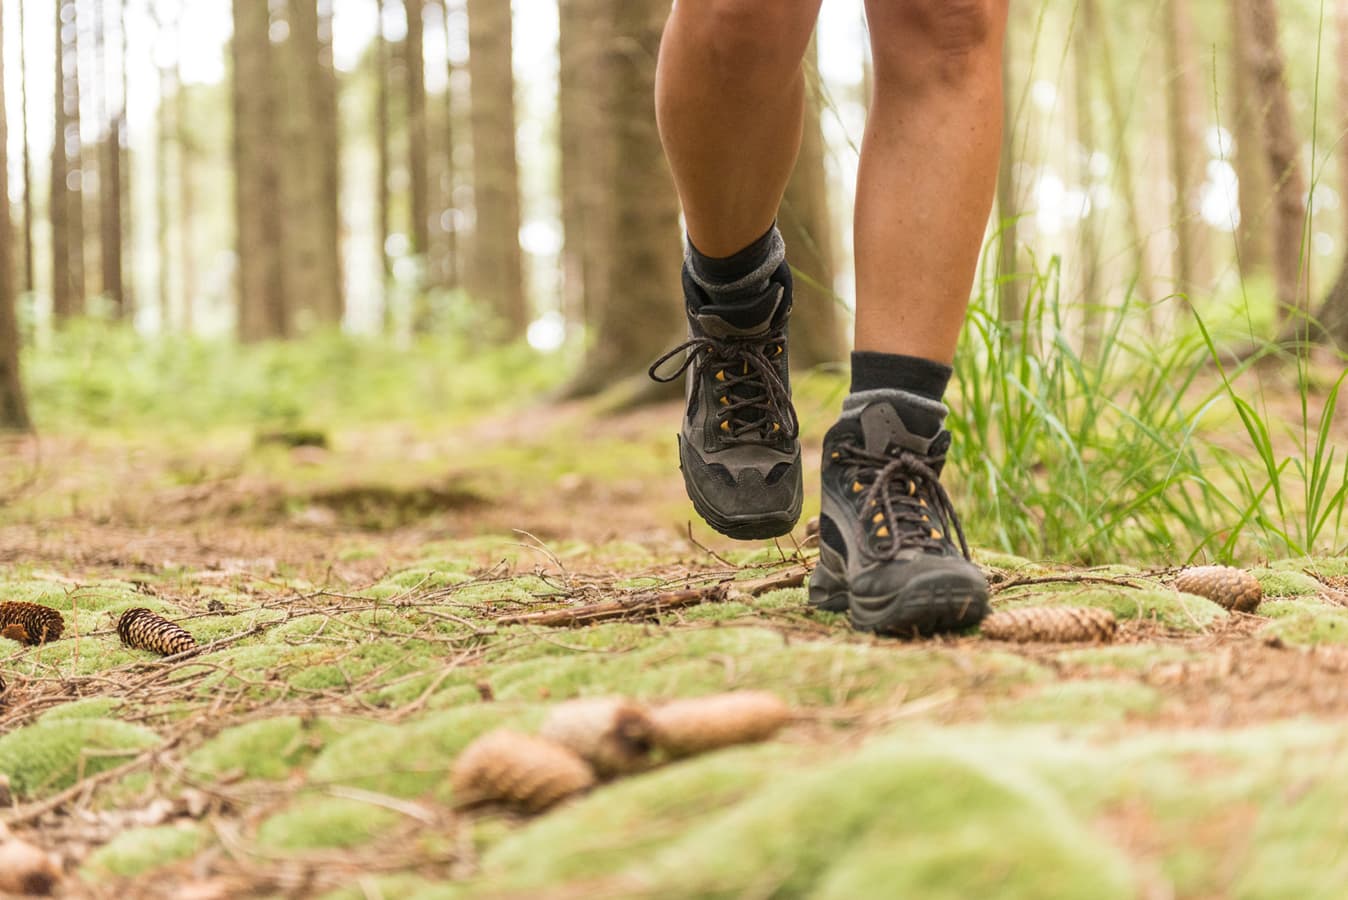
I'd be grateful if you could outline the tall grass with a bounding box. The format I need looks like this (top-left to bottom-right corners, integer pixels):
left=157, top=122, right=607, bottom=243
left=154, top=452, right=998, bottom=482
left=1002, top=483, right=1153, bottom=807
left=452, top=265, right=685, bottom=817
left=947, top=258, right=1348, bottom=565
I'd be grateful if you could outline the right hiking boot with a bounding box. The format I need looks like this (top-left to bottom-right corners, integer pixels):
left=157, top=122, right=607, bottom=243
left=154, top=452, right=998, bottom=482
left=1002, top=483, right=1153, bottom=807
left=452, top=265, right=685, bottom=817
left=649, top=262, right=803, bottom=540
left=808, top=391, right=988, bottom=635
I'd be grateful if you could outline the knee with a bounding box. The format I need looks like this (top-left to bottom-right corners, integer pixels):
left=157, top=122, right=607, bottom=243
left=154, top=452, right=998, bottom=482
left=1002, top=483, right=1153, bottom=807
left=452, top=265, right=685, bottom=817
left=683, top=0, right=818, bottom=80
left=868, top=0, right=1006, bottom=88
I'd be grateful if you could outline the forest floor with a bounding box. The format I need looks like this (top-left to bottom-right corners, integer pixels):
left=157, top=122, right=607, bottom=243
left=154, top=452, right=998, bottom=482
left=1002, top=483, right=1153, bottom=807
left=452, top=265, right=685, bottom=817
left=3, top=379, right=1348, bottom=898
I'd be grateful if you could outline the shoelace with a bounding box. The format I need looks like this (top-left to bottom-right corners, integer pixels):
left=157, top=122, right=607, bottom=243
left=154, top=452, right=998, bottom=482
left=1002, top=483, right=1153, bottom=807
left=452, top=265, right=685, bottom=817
left=835, top=442, right=972, bottom=560
left=649, top=331, right=799, bottom=441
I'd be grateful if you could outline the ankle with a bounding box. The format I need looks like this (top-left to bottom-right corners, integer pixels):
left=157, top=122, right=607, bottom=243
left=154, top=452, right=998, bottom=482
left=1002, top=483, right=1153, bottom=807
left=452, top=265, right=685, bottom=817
left=686, top=225, right=785, bottom=305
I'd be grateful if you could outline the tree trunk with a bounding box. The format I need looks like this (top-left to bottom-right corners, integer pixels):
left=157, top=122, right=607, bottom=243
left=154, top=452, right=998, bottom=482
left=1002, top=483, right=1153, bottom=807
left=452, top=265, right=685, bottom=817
left=232, top=0, right=288, bottom=341
left=317, top=0, right=342, bottom=325
left=280, top=0, right=343, bottom=331
left=405, top=0, right=432, bottom=328
left=97, top=0, right=126, bottom=318
left=557, top=0, right=608, bottom=332
left=18, top=0, right=35, bottom=296
left=1162, top=0, right=1208, bottom=302
left=0, top=8, right=31, bottom=431
left=995, top=23, right=1021, bottom=324
left=1074, top=1, right=1102, bottom=351
left=437, top=0, right=460, bottom=291
left=565, top=0, right=683, bottom=398
left=1244, top=0, right=1310, bottom=339
left=781, top=36, right=843, bottom=369
left=375, top=0, right=392, bottom=328
left=1088, top=0, right=1154, bottom=310
left=176, top=50, right=196, bottom=334
left=1309, top=0, right=1348, bottom=345
left=466, top=0, right=527, bottom=336
left=51, top=0, right=84, bottom=320
left=1230, top=0, right=1273, bottom=276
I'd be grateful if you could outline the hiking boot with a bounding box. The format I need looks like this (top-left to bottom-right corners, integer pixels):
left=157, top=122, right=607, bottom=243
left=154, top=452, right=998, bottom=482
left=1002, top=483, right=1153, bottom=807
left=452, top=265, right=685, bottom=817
left=649, top=263, right=803, bottom=540
left=808, top=391, right=987, bottom=635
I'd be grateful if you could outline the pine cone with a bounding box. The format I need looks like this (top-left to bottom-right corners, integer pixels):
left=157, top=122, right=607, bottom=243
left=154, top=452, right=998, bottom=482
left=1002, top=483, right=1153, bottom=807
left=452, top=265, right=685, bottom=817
left=980, top=606, right=1117, bottom=643
left=116, top=608, right=198, bottom=656
left=0, top=839, right=61, bottom=896
left=539, top=698, right=656, bottom=778
left=649, top=691, right=793, bottom=758
left=1, top=624, right=28, bottom=644
left=1174, top=566, right=1263, bottom=613
left=0, top=603, right=64, bottom=646
left=450, top=730, right=596, bottom=812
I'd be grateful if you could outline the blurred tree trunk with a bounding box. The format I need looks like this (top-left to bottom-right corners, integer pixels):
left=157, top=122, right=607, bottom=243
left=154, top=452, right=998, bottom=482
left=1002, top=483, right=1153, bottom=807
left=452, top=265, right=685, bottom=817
left=232, top=0, right=288, bottom=341
left=1089, top=0, right=1153, bottom=309
left=557, top=0, right=608, bottom=331
left=317, top=0, right=342, bottom=325
left=176, top=50, right=196, bottom=333
left=1244, top=0, right=1310, bottom=341
left=466, top=0, right=527, bottom=337
left=1073, top=3, right=1101, bottom=345
left=52, top=0, right=85, bottom=320
left=1162, top=0, right=1207, bottom=302
left=1309, top=0, right=1348, bottom=346
left=375, top=0, right=392, bottom=324
left=565, top=0, right=683, bottom=399
left=18, top=0, right=35, bottom=296
left=280, top=0, right=343, bottom=331
left=0, top=9, right=31, bottom=432
left=1230, top=0, right=1273, bottom=277
left=406, top=0, right=432, bottom=329
left=437, top=0, right=460, bottom=291
left=96, top=0, right=126, bottom=319
left=782, top=37, right=843, bottom=369
left=153, top=3, right=173, bottom=330
left=995, top=25, right=1021, bottom=323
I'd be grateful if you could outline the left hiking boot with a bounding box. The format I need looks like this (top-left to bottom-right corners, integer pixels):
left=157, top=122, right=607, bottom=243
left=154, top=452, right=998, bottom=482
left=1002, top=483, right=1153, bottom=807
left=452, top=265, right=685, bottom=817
left=808, top=391, right=988, bottom=635
left=649, top=262, right=803, bottom=540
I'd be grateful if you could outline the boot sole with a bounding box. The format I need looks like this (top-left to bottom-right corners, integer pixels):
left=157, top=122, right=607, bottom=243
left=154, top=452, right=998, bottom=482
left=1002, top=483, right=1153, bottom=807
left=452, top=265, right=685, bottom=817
left=679, top=443, right=802, bottom=541
left=809, top=560, right=988, bottom=636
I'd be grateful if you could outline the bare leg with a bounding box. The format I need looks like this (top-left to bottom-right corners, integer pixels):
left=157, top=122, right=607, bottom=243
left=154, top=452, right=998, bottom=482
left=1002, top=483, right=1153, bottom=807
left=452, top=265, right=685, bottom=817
left=855, top=0, right=1010, bottom=363
left=656, top=0, right=823, bottom=257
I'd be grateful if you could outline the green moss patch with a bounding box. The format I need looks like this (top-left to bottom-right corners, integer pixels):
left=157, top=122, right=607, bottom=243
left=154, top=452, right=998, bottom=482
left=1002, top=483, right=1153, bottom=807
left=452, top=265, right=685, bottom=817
left=0, top=718, right=159, bottom=798
left=1258, top=604, right=1348, bottom=646
left=1251, top=568, right=1323, bottom=598
left=82, top=824, right=205, bottom=878
left=998, top=585, right=1225, bottom=631
left=991, top=680, right=1162, bottom=724
left=256, top=794, right=401, bottom=851
left=185, top=716, right=355, bottom=782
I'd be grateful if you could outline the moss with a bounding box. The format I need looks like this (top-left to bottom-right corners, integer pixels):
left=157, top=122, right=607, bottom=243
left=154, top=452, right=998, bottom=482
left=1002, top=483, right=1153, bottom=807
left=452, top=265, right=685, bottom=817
left=39, top=697, right=120, bottom=722
left=256, top=794, right=401, bottom=851
left=185, top=716, right=354, bottom=781
left=287, top=639, right=439, bottom=692
left=0, top=718, right=159, bottom=798
left=321, top=876, right=462, bottom=900
left=618, top=736, right=1136, bottom=898
left=1258, top=605, right=1348, bottom=646
left=307, top=704, right=545, bottom=800
left=1251, top=568, right=1323, bottom=598
left=82, top=824, right=205, bottom=878
left=998, top=585, right=1225, bottom=631
left=479, top=744, right=807, bottom=890
left=1054, top=644, right=1196, bottom=672
left=973, top=551, right=1045, bottom=572
left=990, top=680, right=1162, bottom=724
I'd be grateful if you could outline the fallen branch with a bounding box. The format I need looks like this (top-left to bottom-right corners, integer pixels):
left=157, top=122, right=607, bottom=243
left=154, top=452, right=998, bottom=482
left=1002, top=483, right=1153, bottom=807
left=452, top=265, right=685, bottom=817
left=497, top=565, right=810, bottom=628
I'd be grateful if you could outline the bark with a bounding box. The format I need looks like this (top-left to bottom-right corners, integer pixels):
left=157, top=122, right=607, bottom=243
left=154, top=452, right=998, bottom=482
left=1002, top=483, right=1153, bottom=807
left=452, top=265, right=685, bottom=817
left=317, top=0, right=342, bottom=324
left=1230, top=0, right=1273, bottom=275
left=18, top=0, right=35, bottom=296
left=995, top=24, right=1021, bottom=323
left=564, top=0, right=683, bottom=398
left=153, top=2, right=172, bottom=330
left=405, top=0, right=431, bottom=329
left=466, top=0, right=527, bottom=336
left=557, top=0, right=608, bottom=330
left=232, top=0, right=288, bottom=341
left=375, top=0, right=392, bottom=322
left=1162, top=0, right=1208, bottom=301
left=1088, top=0, right=1154, bottom=308
left=176, top=49, right=196, bottom=333
left=280, top=0, right=343, bottom=331
left=1309, top=0, right=1348, bottom=346
left=781, top=37, right=843, bottom=369
left=98, top=0, right=126, bottom=318
left=1074, top=1, right=1102, bottom=350
left=437, top=0, right=460, bottom=290
left=0, top=8, right=31, bottom=431
left=51, top=0, right=84, bottom=319
left=1244, top=0, right=1310, bottom=339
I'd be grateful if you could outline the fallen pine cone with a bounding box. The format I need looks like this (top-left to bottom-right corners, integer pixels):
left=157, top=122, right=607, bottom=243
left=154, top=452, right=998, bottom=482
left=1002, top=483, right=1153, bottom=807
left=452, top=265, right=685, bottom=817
left=0, top=839, right=61, bottom=896
left=980, top=606, right=1117, bottom=643
left=0, top=603, right=63, bottom=646
left=650, top=691, right=792, bottom=758
left=116, top=608, right=197, bottom=657
left=1174, top=566, right=1263, bottom=613
left=451, top=729, right=596, bottom=812
left=539, top=698, right=656, bottom=777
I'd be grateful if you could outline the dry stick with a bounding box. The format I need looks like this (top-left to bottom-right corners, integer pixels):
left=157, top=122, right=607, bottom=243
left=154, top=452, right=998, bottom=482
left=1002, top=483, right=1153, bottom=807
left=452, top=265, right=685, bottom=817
left=496, top=565, right=810, bottom=628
